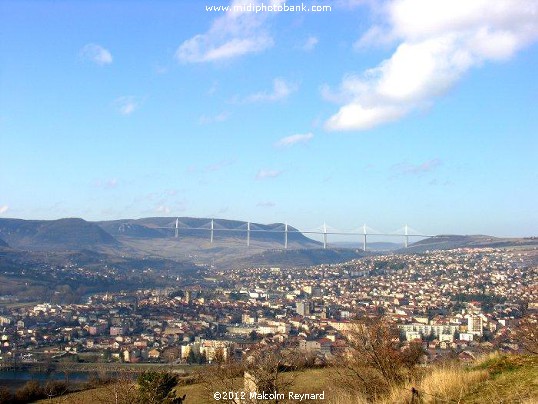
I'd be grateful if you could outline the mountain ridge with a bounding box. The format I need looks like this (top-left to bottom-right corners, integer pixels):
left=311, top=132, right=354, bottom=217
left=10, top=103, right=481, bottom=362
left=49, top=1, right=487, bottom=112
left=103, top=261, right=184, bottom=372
left=398, top=234, right=538, bottom=253
left=0, top=217, right=118, bottom=251
left=1, top=217, right=535, bottom=267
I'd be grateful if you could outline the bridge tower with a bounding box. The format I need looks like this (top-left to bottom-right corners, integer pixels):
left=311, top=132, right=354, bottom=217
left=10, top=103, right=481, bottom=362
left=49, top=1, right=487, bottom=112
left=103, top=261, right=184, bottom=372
left=323, top=222, right=328, bottom=249
left=247, top=222, right=251, bottom=247
left=404, top=224, right=409, bottom=248
left=363, top=224, right=367, bottom=252
left=175, top=218, right=179, bottom=238
left=284, top=222, right=288, bottom=249
left=210, top=219, right=214, bottom=244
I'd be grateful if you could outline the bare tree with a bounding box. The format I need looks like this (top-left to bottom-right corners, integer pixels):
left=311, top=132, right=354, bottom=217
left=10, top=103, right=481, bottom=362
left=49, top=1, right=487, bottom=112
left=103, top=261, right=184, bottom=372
left=43, top=380, right=69, bottom=403
left=243, top=345, right=302, bottom=404
left=199, top=359, right=245, bottom=403
left=331, top=317, right=423, bottom=400
left=199, top=344, right=304, bottom=404
left=515, top=315, right=538, bottom=354
left=92, top=370, right=139, bottom=404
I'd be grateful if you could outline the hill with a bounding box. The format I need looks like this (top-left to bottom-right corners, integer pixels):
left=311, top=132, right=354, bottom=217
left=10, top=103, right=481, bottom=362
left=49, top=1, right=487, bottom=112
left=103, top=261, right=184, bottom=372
left=228, top=248, right=371, bottom=268
left=94, top=217, right=323, bottom=267
left=32, top=353, right=538, bottom=404
left=95, top=217, right=318, bottom=246
left=0, top=218, right=119, bottom=251
left=403, top=234, right=538, bottom=253
left=4, top=216, right=380, bottom=268
left=3, top=216, right=536, bottom=267
left=332, top=241, right=402, bottom=251
left=0, top=237, right=8, bottom=248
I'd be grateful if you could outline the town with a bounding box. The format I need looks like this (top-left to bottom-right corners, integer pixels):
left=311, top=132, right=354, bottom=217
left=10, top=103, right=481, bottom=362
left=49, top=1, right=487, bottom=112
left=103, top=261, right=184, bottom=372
left=1, top=247, right=536, bottom=366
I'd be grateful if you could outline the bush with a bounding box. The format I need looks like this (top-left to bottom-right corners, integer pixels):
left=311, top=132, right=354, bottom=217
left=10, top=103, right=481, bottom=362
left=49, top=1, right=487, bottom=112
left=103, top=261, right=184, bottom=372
left=14, top=380, right=44, bottom=403
left=86, top=371, right=114, bottom=388
left=43, top=380, right=69, bottom=399
left=0, top=387, right=13, bottom=404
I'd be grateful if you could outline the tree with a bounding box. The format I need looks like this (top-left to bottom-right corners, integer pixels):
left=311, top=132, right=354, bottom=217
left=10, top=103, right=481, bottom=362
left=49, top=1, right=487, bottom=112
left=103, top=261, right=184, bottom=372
left=514, top=315, right=538, bottom=354
left=92, top=370, right=139, bottom=404
left=214, top=347, right=227, bottom=364
left=332, top=317, right=424, bottom=400
left=186, top=349, right=196, bottom=364
left=243, top=345, right=302, bottom=404
left=136, top=371, right=180, bottom=404
left=199, top=345, right=303, bottom=404
left=199, top=360, right=245, bottom=403
left=43, top=380, right=69, bottom=401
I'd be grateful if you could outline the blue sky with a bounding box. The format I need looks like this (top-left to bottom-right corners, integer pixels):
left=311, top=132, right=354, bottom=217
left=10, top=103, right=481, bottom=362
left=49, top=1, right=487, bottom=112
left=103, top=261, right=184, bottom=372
left=1, top=0, right=537, bottom=237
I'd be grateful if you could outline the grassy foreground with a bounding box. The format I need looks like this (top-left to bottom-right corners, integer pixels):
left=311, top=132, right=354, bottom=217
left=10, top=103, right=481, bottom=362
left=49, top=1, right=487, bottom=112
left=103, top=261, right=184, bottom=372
left=35, top=354, right=537, bottom=403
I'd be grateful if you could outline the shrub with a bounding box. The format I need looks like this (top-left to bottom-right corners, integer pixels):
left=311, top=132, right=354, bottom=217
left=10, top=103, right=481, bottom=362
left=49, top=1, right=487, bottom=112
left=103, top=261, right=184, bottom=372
left=14, top=380, right=44, bottom=403
left=43, top=380, right=69, bottom=399
left=0, top=387, right=13, bottom=404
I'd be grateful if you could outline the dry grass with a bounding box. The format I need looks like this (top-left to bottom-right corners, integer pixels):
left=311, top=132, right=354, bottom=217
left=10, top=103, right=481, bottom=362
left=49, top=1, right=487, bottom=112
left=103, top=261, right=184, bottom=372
left=464, top=354, right=538, bottom=403
left=333, top=364, right=489, bottom=404
left=35, top=354, right=538, bottom=404
left=326, top=390, right=369, bottom=404
left=414, top=365, right=488, bottom=403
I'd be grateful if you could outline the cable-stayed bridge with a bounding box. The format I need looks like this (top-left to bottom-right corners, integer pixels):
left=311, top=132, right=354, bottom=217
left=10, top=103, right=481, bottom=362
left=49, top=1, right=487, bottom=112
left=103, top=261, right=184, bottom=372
left=155, top=219, right=435, bottom=251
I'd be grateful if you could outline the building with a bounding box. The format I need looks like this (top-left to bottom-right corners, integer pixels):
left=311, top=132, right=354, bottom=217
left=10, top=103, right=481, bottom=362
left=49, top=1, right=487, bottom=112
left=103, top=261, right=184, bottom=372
left=296, top=301, right=311, bottom=317
left=467, top=315, right=483, bottom=336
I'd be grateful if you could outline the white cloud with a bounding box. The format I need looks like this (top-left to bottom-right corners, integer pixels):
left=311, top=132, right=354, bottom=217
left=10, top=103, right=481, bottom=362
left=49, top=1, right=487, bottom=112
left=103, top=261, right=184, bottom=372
left=275, top=132, right=314, bottom=147
left=325, top=0, right=538, bottom=131
left=302, top=36, right=319, bottom=51
left=354, top=25, right=395, bottom=49
left=244, top=78, right=297, bottom=103
left=114, top=96, right=140, bottom=115
left=80, top=43, right=113, bottom=65
left=176, top=0, right=284, bottom=63
left=326, top=104, right=407, bottom=131
left=0, top=205, right=8, bottom=214
left=255, top=169, right=283, bottom=180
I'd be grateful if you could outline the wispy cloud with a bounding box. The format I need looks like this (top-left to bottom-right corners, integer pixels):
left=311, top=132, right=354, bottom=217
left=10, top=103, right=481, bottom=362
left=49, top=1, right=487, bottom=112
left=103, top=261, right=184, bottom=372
left=206, top=159, right=235, bottom=172
left=391, top=158, right=442, bottom=176
left=207, top=81, right=219, bottom=96
left=243, top=78, right=297, bottom=103
left=302, top=36, right=319, bottom=51
left=94, top=178, right=119, bottom=189
left=0, top=205, right=8, bottom=215
left=199, top=112, right=230, bottom=125
left=155, top=205, right=171, bottom=214
left=153, top=64, right=168, bottom=75
left=114, top=96, right=141, bottom=115
left=257, top=201, right=276, bottom=207
left=336, top=0, right=373, bottom=9
left=274, top=132, right=314, bottom=148
left=79, top=43, right=113, bottom=65
left=255, top=169, right=283, bottom=180
left=325, top=0, right=538, bottom=131
left=176, top=0, right=284, bottom=63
